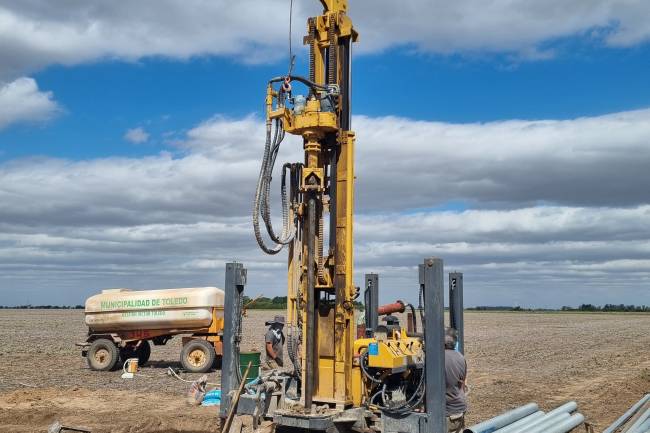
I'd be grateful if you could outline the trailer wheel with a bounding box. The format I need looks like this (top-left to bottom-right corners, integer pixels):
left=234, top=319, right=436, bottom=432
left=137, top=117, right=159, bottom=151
left=180, top=339, right=215, bottom=373
left=87, top=338, right=119, bottom=371
left=120, top=340, right=151, bottom=366
left=136, top=340, right=151, bottom=365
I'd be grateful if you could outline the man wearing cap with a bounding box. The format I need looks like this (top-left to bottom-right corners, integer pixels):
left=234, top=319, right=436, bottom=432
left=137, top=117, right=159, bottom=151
left=445, top=327, right=468, bottom=433
left=262, top=315, right=285, bottom=370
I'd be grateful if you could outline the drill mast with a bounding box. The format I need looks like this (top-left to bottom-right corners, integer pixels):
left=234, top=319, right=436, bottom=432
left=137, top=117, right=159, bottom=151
left=253, top=0, right=358, bottom=409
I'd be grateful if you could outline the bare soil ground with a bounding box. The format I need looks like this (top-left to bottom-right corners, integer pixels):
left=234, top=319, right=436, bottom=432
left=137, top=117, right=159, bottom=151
left=0, top=309, right=648, bottom=433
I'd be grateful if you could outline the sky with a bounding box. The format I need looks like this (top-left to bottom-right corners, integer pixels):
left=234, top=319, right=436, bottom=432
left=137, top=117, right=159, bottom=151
left=1, top=0, right=649, bottom=308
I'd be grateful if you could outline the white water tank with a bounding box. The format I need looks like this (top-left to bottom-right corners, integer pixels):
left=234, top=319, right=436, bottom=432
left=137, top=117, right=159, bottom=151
left=85, top=287, right=224, bottom=332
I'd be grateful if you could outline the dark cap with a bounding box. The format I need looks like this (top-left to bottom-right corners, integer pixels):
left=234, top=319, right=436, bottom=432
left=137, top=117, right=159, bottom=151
left=265, top=315, right=285, bottom=326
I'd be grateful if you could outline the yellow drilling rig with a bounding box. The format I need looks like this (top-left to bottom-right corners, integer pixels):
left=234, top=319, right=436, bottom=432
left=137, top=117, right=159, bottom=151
left=219, top=1, right=464, bottom=432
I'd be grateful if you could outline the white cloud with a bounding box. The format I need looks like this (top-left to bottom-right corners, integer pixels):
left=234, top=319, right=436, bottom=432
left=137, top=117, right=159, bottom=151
left=0, top=0, right=650, bottom=78
left=354, top=109, right=650, bottom=210
left=1, top=108, right=650, bottom=307
left=0, top=77, right=59, bottom=129
left=124, top=127, right=150, bottom=144
left=352, top=0, right=650, bottom=55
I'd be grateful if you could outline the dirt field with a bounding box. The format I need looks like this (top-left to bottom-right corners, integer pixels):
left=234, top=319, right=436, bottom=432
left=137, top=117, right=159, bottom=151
left=0, top=309, right=648, bottom=433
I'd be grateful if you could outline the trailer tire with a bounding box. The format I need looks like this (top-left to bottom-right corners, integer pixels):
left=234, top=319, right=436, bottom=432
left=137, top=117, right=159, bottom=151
left=136, top=340, right=151, bottom=365
left=120, top=340, right=151, bottom=366
left=87, top=338, right=119, bottom=371
left=180, top=339, right=215, bottom=373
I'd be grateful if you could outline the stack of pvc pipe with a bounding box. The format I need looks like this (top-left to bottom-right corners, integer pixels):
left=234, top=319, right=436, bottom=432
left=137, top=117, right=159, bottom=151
left=602, top=394, right=650, bottom=433
left=465, top=401, right=585, bottom=433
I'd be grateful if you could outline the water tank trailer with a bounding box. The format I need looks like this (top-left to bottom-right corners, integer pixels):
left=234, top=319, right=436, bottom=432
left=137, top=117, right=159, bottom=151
left=78, top=286, right=224, bottom=373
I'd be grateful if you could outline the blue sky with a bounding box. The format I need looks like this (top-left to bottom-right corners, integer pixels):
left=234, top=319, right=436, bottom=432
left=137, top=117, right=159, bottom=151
left=3, top=41, right=650, bottom=161
left=1, top=0, right=650, bottom=307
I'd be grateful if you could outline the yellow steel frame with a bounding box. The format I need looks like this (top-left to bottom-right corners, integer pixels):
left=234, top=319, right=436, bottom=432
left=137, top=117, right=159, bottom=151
left=351, top=331, right=424, bottom=406
left=267, top=0, right=359, bottom=408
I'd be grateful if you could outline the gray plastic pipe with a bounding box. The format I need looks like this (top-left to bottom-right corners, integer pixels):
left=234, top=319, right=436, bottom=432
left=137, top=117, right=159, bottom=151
left=464, top=403, right=539, bottom=433
left=505, top=412, right=563, bottom=433
left=628, top=408, right=650, bottom=433
left=507, top=402, right=578, bottom=433
left=492, top=411, right=545, bottom=433
left=545, top=413, right=585, bottom=433
left=603, top=394, right=650, bottom=433
left=631, top=418, right=650, bottom=433
left=524, top=412, right=572, bottom=433
left=546, top=401, right=578, bottom=417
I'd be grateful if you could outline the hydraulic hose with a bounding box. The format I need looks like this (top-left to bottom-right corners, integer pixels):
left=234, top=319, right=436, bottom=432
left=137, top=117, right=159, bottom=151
left=418, top=283, right=425, bottom=330
left=253, top=118, right=299, bottom=255
left=407, top=303, right=417, bottom=333
left=269, top=74, right=329, bottom=91
left=359, top=351, right=382, bottom=384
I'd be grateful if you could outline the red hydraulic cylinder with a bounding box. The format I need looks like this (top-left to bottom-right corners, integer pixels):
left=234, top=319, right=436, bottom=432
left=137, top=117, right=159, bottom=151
left=377, top=300, right=405, bottom=316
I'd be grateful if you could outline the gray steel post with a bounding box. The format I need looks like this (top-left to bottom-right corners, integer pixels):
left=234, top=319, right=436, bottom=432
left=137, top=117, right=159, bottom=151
left=422, top=257, right=446, bottom=433
left=219, top=262, right=247, bottom=420
left=449, top=272, right=464, bottom=354
left=364, top=273, right=379, bottom=331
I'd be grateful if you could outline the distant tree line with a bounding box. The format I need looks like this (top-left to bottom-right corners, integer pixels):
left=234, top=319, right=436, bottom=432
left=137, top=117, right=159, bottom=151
left=243, top=296, right=289, bottom=309
left=0, top=305, right=84, bottom=309
left=468, top=304, right=649, bottom=312
left=469, top=306, right=555, bottom=312
left=561, top=304, right=650, bottom=312
left=243, top=296, right=364, bottom=310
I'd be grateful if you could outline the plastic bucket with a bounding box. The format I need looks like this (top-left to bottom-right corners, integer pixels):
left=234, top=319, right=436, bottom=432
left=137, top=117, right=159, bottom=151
left=239, top=351, right=261, bottom=382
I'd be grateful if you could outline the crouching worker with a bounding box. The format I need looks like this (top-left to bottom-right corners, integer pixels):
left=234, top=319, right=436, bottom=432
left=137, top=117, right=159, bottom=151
left=262, top=315, right=285, bottom=371
left=445, top=327, right=468, bottom=433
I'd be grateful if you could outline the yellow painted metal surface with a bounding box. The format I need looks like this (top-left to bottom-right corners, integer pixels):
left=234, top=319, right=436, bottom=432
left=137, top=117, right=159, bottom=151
left=351, top=330, right=424, bottom=405
left=266, top=0, right=359, bottom=408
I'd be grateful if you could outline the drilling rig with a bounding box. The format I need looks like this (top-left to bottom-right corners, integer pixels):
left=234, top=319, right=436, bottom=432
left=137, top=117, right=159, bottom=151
left=219, top=1, right=464, bottom=432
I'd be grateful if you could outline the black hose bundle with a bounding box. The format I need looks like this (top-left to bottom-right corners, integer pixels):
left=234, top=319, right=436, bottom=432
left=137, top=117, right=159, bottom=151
left=253, top=116, right=301, bottom=255
left=287, top=325, right=302, bottom=377
left=407, top=303, right=418, bottom=333
left=362, top=349, right=426, bottom=415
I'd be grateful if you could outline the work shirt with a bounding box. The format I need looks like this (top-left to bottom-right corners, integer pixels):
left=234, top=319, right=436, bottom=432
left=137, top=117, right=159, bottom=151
left=264, top=327, right=285, bottom=365
left=445, top=349, right=467, bottom=416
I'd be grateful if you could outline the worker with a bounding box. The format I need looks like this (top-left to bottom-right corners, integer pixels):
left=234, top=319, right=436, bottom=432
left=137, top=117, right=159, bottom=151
left=445, top=327, right=468, bottom=433
left=262, top=315, right=285, bottom=370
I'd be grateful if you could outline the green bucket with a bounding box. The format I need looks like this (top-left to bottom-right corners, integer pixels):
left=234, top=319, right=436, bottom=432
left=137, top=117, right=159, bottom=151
left=239, top=351, right=261, bottom=383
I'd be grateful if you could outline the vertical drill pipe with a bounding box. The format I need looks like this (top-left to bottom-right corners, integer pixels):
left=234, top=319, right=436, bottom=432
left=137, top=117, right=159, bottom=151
left=219, top=262, right=245, bottom=420
left=449, top=272, right=464, bottom=354
left=304, top=197, right=316, bottom=410
left=317, top=209, right=324, bottom=282
left=364, top=274, right=379, bottom=331
left=423, top=257, right=446, bottom=433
